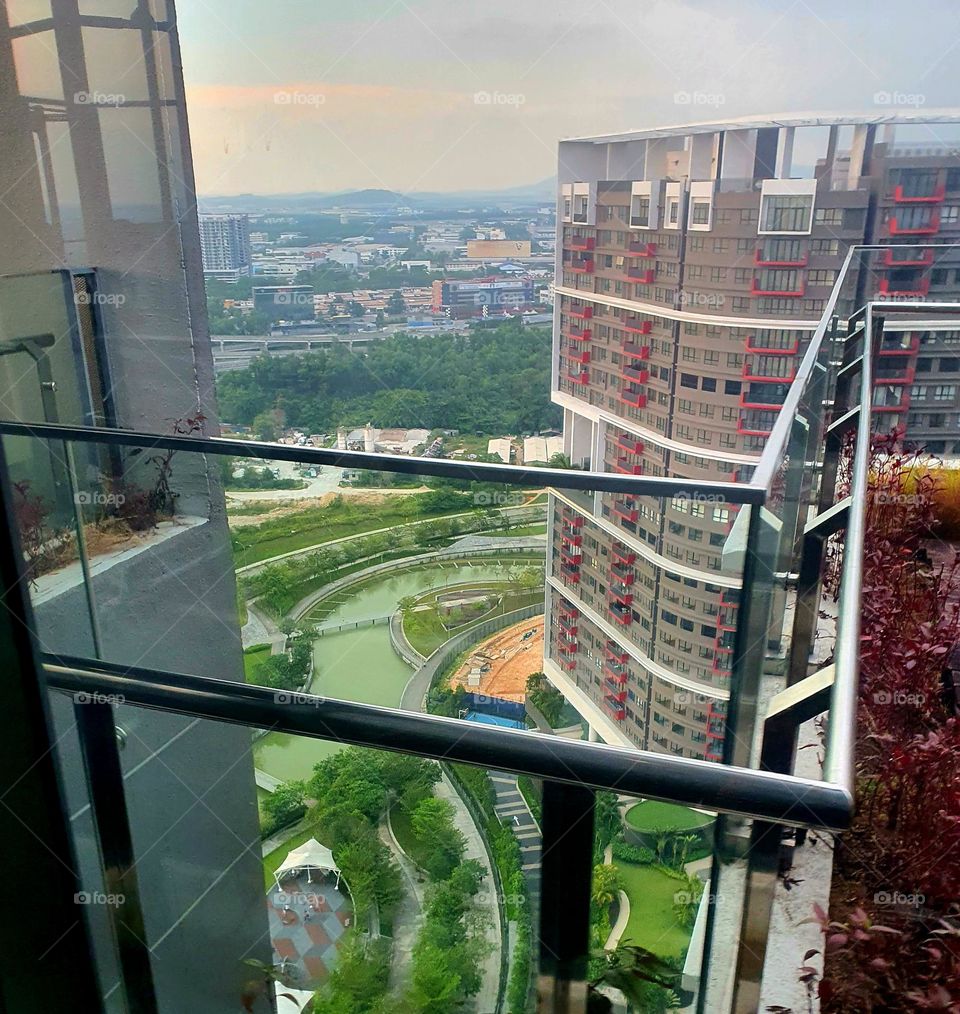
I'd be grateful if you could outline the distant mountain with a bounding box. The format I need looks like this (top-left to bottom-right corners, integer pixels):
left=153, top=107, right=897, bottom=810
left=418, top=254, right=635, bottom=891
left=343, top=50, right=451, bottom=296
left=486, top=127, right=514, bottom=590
left=199, top=178, right=557, bottom=215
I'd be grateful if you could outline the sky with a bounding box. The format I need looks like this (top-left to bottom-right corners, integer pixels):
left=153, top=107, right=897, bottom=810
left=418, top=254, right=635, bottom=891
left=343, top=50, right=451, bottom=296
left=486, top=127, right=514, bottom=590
left=176, top=0, right=960, bottom=196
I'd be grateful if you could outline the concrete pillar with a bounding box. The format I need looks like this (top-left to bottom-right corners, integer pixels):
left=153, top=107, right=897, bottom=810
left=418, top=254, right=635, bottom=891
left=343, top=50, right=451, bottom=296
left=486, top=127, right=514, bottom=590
left=363, top=423, right=376, bottom=453
left=588, top=724, right=600, bottom=743
left=336, top=428, right=347, bottom=450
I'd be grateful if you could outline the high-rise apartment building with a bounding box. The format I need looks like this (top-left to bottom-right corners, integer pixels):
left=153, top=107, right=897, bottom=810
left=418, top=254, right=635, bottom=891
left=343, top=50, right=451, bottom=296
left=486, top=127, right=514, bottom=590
left=199, top=213, right=252, bottom=281
left=543, top=114, right=960, bottom=757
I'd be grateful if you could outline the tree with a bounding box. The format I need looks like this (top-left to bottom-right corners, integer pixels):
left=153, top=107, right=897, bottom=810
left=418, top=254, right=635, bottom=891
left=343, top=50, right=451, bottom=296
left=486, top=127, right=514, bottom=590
left=410, top=797, right=466, bottom=881
left=375, top=309, right=386, bottom=327
left=592, top=863, right=620, bottom=909
left=262, top=780, right=306, bottom=834
left=526, top=671, right=565, bottom=727
left=386, top=290, right=406, bottom=315
left=252, top=410, right=279, bottom=441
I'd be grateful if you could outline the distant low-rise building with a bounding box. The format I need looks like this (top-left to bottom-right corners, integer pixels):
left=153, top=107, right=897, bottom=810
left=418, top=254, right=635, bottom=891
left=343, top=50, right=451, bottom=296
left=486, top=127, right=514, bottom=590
left=432, top=276, right=536, bottom=318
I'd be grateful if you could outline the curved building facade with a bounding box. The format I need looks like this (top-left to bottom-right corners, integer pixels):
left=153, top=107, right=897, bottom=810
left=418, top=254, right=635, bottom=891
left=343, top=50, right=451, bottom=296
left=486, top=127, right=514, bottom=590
left=544, top=114, right=960, bottom=757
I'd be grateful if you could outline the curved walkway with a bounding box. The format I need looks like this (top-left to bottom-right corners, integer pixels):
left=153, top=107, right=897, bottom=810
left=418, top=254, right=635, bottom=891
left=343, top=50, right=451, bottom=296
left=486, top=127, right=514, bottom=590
left=380, top=813, right=424, bottom=993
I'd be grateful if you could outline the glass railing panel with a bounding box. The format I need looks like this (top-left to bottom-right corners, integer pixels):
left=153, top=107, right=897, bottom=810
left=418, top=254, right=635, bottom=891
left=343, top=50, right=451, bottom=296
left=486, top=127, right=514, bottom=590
left=43, top=695, right=547, bottom=1014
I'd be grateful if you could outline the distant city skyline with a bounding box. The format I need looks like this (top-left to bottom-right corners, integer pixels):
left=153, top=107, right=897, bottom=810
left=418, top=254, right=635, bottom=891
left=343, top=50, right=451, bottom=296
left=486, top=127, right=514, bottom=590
left=177, top=0, right=960, bottom=195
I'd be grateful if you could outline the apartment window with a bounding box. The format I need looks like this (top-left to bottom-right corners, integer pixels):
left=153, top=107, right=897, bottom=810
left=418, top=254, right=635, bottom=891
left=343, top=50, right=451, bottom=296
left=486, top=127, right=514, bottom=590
left=893, top=168, right=940, bottom=198
left=630, top=195, right=650, bottom=228
left=668, top=199, right=680, bottom=225
left=689, top=236, right=705, bottom=251
left=724, top=380, right=742, bottom=395
left=709, top=266, right=726, bottom=282
left=675, top=424, right=692, bottom=439
left=563, top=196, right=572, bottom=220
left=814, top=207, right=843, bottom=227
left=715, top=208, right=732, bottom=224
left=691, top=201, right=710, bottom=226
left=734, top=268, right=751, bottom=284
left=911, top=385, right=928, bottom=399
left=713, top=239, right=729, bottom=255
left=687, top=264, right=703, bottom=280
left=934, top=385, right=956, bottom=401
left=701, top=377, right=717, bottom=392
left=677, top=398, right=694, bottom=414
left=892, top=206, right=936, bottom=231
left=948, top=168, right=960, bottom=192
left=727, top=353, right=745, bottom=368
left=718, top=433, right=737, bottom=448
left=732, top=297, right=751, bottom=312
left=736, top=238, right=753, bottom=255
left=810, top=238, right=840, bottom=256
left=695, top=430, right=710, bottom=444
left=573, top=194, right=588, bottom=223
left=680, top=373, right=698, bottom=389
left=740, top=208, right=759, bottom=224
left=759, top=238, right=803, bottom=262
left=682, top=346, right=697, bottom=361
left=942, top=358, right=960, bottom=372
left=721, top=406, right=737, bottom=421
left=762, top=194, right=813, bottom=233
left=756, top=268, right=800, bottom=292
left=703, top=350, right=719, bottom=365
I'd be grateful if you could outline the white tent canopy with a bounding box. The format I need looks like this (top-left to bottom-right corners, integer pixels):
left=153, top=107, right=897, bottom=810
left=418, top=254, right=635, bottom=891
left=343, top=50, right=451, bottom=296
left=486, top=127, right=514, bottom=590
left=273, top=838, right=341, bottom=890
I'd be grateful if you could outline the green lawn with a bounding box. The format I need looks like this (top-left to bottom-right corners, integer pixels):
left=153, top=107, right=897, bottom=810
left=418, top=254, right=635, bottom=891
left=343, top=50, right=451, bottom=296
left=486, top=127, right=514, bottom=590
left=613, top=862, right=692, bottom=959
left=243, top=644, right=272, bottom=683
left=625, top=800, right=711, bottom=832
left=232, top=498, right=461, bottom=567
left=402, top=581, right=544, bottom=656
left=389, top=805, right=430, bottom=872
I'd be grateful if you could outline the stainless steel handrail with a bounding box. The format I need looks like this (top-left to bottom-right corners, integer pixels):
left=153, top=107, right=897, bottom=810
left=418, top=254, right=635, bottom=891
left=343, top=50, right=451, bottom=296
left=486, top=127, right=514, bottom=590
left=42, top=655, right=853, bottom=830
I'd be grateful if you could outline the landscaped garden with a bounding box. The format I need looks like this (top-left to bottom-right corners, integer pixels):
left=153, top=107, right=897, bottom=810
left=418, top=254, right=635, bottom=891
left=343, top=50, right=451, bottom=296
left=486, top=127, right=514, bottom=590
left=611, top=861, right=695, bottom=960
left=242, top=642, right=271, bottom=682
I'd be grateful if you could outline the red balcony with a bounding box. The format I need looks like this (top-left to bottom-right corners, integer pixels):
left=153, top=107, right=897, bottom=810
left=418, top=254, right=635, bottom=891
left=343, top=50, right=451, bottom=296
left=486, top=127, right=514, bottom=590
left=565, top=368, right=590, bottom=385
left=745, top=334, right=800, bottom=356
left=568, top=347, right=591, bottom=366
left=615, top=434, right=644, bottom=455
left=623, top=319, right=652, bottom=335
left=556, top=638, right=578, bottom=654
left=568, top=326, right=592, bottom=342
left=604, top=697, right=626, bottom=721
left=611, top=545, right=636, bottom=566
left=750, top=278, right=805, bottom=297
left=560, top=530, right=582, bottom=547
left=612, top=500, right=639, bottom=524
left=621, top=363, right=649, bottom=384
left=742, top=360, right=797, bottom=384
left=569, top=235, right=596, bottom=251
left=737, top=414, right=775, bottom=437
left=879, top=333, right=920, bottom=356
left=560, top=563, right=581, bottom=583
left=609, top=562, right=635, bottom=584
left=893, top=183, right=945, bottom=204
left=559, top=546, right=582, bottom=566
left=754, top=247, right=808, bottom=268
left=604, top=682, right=627, bottom=703
left=740, top=389, right=786, bottom=411
left=605, top=642, right=629, bottom=663
left=626, top=240, right=656, bottom=257
left=557, top=600, right=579, bottom=618
left=609, top=603, right=633, bottom=626
left=568, top=304, right=593, bottom=320
left=568, top=258, right=595, bottom=274
left=889, top=213, right=940, bottom=236
left=621, top=341, right=651, bottom=360
left=557, top=615, right=578, bottom=636
left=882, top=247, right=934, bottom=268
left=604, top=664, right=627, bottom=684
left=625, top=267, right=655, bottom=284
left=613, top=457, right=644, bottom=475
left=608, top=586, right=634, bottom=607
left=561, top=512, right=584, bottom=529
left=620, top=387, right=647, bottom=409
left=878, top=277, right=931, bottom=298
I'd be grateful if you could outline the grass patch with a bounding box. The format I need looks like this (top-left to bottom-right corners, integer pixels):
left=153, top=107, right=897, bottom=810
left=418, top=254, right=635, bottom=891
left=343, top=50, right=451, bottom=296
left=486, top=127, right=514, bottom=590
left=613, top=862, right=691, bottom=959
left=243, top=644, right=272, bottom=683
left=624, top=801, right=712, bottom=833
left=232, top=497, right=468, bottom=567
left=389, top=805, right=430, bottom=872
left=402, top=583, right=544, bottom=656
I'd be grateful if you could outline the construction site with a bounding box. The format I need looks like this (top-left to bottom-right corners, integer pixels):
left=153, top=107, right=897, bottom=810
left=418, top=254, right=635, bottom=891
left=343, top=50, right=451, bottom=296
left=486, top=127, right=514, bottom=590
left=450, top=616, right=545, bottom=703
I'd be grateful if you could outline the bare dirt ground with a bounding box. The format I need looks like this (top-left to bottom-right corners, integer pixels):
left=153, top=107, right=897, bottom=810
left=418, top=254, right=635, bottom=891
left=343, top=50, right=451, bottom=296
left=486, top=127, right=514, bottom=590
left=226, top=488, right=429, bottom=528
left=450, top=617, right=545, bottom=703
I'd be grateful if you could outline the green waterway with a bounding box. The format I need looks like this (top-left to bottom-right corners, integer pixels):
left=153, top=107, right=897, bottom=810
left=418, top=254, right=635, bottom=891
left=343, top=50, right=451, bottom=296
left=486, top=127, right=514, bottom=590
left=254, top=560, right=537, bottom=782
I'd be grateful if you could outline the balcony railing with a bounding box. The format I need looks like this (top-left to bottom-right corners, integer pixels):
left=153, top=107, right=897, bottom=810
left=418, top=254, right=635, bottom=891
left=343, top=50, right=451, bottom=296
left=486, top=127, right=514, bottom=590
left=3, top=244, right=959, bottom=1014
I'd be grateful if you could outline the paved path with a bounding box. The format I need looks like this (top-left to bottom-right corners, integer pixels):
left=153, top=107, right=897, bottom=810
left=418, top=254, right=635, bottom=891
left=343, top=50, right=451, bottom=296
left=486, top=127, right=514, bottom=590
left=242, top=601, right=284, bottom=651
left=380, top=814, right=424, bottom=993
left=490, top=772, right=541, bottom=917
left=256, top=769, right=282, bottom=793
